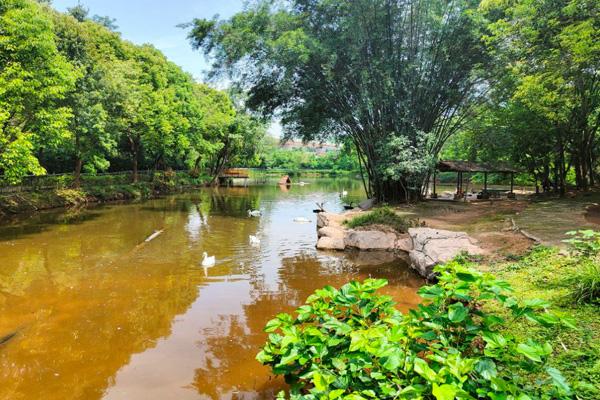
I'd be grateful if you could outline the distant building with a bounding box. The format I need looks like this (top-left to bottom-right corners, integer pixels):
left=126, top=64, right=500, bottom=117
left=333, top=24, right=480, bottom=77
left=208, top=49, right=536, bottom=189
left=279, top=140, right=339, bottom=155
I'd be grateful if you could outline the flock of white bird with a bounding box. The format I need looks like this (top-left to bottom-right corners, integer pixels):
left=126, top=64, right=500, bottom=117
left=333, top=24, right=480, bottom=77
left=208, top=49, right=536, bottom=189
left=199, top=208, right=319, bottom=272
left=200, top=187, right=349, bottom=271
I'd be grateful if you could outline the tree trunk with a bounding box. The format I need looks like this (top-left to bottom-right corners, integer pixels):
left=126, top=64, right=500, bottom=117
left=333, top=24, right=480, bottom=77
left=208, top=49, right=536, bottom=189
left=132, top=155, right=139, bottom=183
left=559, top=137, right=566, bottom=197
left=192, top=155, right=202, bottom=176
left=73, top=157, right=83, bottom=188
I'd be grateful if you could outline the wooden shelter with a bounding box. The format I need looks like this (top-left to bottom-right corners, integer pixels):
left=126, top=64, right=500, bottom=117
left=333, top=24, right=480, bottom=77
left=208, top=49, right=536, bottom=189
left=432, top=160, right=518, bottom=200
left=218, top=168, right=250, bottom=186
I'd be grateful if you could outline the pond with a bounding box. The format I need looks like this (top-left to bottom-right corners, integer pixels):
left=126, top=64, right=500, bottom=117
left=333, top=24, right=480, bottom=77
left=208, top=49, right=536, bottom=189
left=0, top=178, right=423, bottom=400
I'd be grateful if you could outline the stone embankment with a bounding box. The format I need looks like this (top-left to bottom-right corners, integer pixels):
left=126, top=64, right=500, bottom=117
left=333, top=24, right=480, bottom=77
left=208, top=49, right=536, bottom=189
left=316, top=211, right=484, bottom=279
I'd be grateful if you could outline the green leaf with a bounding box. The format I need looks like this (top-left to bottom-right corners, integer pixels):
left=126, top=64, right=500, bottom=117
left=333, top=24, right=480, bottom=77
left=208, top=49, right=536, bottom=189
left=448, top=303, right=469, bottom=323
left=475, top=358, right=497, bottom=380
left=418, top=285, right=444, bottom=298
left=382, top=352, right=401, bottom=371
left=313, top=372, right=328, bottom=392
left=432, top=383, right=458, bottom=400
left=546, top=367, right=572, bottom=395
left=256, top=350, right=273, bottom=364
left=413, top=358, right=437, bottom=382
left=264, top=318, right=282, bottom=332
left=516, top=343, right=546, bottom=362
left=329, top=389, right=346, bottom=399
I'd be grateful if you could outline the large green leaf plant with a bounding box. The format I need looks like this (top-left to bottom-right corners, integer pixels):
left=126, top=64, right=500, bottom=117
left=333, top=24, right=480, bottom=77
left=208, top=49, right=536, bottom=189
left=257, top=262, right=574, bottom=399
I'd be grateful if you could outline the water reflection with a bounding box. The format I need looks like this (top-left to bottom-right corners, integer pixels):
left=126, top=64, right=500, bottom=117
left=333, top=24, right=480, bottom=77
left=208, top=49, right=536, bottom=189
left=0, top=178, right=423, bottom=399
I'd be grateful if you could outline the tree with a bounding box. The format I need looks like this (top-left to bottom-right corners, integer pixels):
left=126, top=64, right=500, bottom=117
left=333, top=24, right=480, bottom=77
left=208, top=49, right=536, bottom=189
left=52, top=12, right=119, bottom=186
left=66, top=2, right=88, bottom=22
left=480, top=0, right=600, bottom=193
left=207, top=108, right=266, bottom=184
left=188, top=0, right=489, bottom=201
left=0, top=0, right=75, bottom=184
left=187, top=84, right=235, bottom=176
left=92, top=15, right=118, bottom=31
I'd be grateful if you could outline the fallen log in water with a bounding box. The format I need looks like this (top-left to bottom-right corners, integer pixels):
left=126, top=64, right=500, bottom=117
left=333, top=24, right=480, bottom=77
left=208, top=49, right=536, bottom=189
left=145, top=229, right=164, bottom=243
left=0, top=330, right=18, bottom=346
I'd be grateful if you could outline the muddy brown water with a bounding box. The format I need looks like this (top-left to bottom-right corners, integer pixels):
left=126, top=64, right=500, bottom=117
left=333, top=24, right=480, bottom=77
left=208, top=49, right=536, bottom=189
left=0, top=179, right=423, bottom=400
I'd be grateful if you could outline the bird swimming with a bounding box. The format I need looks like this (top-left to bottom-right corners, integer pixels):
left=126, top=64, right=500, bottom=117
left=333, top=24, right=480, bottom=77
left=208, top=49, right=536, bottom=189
left=249, top=235, right=260, bottom=246
left=201, top=252, right=216, bottom=267
left=247, top=209, right=262, bottom=217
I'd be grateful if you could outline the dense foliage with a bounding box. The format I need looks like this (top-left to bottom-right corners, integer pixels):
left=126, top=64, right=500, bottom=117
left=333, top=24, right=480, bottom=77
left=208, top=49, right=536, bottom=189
left=189, top=0, right=489, bottom=201
left=190, top=0, right=599, bottom=199
left=257, top=263, right=574, bottom=399
left=444, top=0, right=599, bottom=194
left=260, top=138, right=359, bottom=174
left=0, top=0, right=266, bottom=185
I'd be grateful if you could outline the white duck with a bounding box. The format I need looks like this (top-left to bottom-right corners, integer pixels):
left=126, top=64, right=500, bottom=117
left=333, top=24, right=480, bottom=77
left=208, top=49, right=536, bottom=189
left=249, top=235, right=261, bottom=246
left=201, top=252, right=216, bottom=267
left=340, top=188, right=348, bottom=197
left=293, top=217, right=311, bottom=223
left=247, top=209, right=262, bottom=217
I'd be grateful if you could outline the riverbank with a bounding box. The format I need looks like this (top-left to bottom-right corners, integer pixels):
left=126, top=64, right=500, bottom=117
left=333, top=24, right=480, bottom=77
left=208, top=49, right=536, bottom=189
left=0, top=174, right=206, bottom=217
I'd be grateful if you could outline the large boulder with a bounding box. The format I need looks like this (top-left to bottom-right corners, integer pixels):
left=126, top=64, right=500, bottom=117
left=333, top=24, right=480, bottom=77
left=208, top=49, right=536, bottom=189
left=395, top=235, right=413, bottom=252
left=318, top=226, right=345, bottom=239
left=316, top=236, right=346, bottom=250
left=408, top=227, right=484, bottom=279
left=344, top=230, right=397, bottom=251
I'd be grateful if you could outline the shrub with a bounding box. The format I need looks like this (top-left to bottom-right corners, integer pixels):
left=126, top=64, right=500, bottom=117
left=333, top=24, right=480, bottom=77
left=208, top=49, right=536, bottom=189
left=55, top=189, right=87, bottom=206
left=344, top=206, right=411, bottom=233
left=257, top=262, right=573, bottom=399
left=562, top=230, right=600, bottom=304
left=569, top=261, right=600, bottom=305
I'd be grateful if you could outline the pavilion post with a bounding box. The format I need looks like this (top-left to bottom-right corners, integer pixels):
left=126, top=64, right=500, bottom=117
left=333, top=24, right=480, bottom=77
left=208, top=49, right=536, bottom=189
left=484, top=172, right=488, bottom=193
left=508, top=172, right=516, bottom=199
left=510, top=172, right=514, bottom=193
left=456, top=172, right=460, bottom=195
left=432, top=169, right=437, bottom=198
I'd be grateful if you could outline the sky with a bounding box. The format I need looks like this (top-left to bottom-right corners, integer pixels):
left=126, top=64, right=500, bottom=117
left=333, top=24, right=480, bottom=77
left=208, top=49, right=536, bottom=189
left=52, top=0, right=245, bottom=81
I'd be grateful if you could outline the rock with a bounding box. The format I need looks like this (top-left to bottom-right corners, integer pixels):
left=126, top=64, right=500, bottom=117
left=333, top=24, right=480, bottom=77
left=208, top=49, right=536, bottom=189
left=318, top=226, right=345, bottom=239
left=408, top=227, right=484, bottom=279
left=316, top=236, right=345, bottom=251
left=359, top=198, right=376, bottom=211
left=344, top=230, right=397, bottom=251
left=317, top=211, right=360, bottom=229
left=395, top=235, right=413, bottom=252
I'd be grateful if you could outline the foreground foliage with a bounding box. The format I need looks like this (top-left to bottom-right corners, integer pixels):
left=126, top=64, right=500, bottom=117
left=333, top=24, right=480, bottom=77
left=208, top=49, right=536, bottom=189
left=257, top=263, right=574, bottom=399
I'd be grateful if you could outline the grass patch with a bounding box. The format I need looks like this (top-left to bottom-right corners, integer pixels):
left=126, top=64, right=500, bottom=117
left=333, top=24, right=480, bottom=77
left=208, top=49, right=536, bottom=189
left=344, top=206, right=411, bottom=233
left=569, top=261, right=600, bottom=305
left=488, top=246, right=600, bottom=398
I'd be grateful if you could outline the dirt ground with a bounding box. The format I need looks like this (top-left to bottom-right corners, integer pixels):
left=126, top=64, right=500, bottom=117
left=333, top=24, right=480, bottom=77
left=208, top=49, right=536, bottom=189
left=394, top=192, right=600, bottom=257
